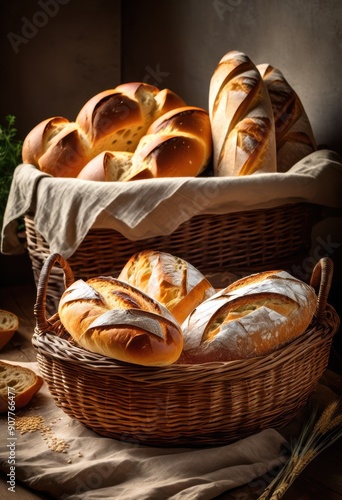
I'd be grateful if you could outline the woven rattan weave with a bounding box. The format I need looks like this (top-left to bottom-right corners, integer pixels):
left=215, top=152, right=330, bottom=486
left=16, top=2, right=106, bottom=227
left=25, top=202, right=319, bottom=315
left=32, top=254, right=339, bottom=447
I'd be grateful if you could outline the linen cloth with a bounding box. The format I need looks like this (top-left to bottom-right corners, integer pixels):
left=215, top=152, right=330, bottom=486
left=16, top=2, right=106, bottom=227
left=0, top=361, right=288, bottom=500
left=1, top=149, right=342, bottom=258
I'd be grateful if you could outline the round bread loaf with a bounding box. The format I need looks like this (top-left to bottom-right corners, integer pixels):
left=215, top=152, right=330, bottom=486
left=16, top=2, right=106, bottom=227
left=118, top=250, right=216, bottom=324
left=178, top=270, right=317, bottom=364
left=58, top=276, right=183, bottom=366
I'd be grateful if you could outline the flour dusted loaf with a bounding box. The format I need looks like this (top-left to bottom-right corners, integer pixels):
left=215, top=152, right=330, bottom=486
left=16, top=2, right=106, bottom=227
left=118, top=250, right=216, bottom=324
left=209, top=50, right=277, bottom=176
left=22, top=82, right=186, bottom=178
left=0, top=361, right=43, bottom=412
left=179, top=270, right=317, bottom=364
left=58, top=276, right=183, bottom=366
left=257, top=63, right=317, bottom=172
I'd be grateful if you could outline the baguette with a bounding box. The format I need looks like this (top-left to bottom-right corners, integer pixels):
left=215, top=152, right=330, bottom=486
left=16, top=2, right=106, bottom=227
left=179, top=270, right=317, bottom=364
left=58, top=276, right=183, bottom=366
left=118, top=250, right=216, bottom=324
left=209, top=50, right=277, bottom=176
left=0, top=361, right=43, bottom=412
left=257, top=63, right=317, bottom=172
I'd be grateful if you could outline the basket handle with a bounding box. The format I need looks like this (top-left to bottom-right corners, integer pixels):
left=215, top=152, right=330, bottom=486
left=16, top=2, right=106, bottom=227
left=310, top=257, right=334, bottom=321
left=34, top=253, right=75, bottom=333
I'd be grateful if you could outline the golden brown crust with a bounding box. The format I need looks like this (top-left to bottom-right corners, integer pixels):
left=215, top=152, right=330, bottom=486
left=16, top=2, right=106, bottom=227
left=22, top=82, right=188, bottom=178
left=22, top=116, right=70, bottom=165
left=0, top=361, right=44, bottom=412
left=75, top=83, right=159, bottom=154
left=154, top=88, right=187, bottom=118
left=132, top=106, right=213, bottom=178
left=77, top=106, right=213, bottom=180
left=179, top=270, right=317, bottom=364
left=209, top=50, right=276, bottom=176
left=118, top=250, right=216, bottom=324
left=38, top=124, right=91, bottom=178
left=58, top=276, right=183, bottom=366
left=257, top=63, right=317, bottom=172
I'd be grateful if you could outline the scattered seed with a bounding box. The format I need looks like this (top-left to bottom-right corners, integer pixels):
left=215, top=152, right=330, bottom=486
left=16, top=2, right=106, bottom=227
left=15, top=414, right=70, bottom=453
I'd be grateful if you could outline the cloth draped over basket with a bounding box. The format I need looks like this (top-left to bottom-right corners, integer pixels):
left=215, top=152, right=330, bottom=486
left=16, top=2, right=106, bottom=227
left=2, top=149, right=342, bottom=259
left=0, top=362, right=288, bottom=500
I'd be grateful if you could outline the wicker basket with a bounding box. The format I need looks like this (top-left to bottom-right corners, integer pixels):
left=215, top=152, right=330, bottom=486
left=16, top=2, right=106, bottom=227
left=32, top=254, right=339, bottom=447
left=25, top=201, right=320, bottom=316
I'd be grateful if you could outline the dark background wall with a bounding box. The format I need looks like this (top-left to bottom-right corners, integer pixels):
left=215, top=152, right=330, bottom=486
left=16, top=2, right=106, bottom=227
left=121, top=0, right=342, bottom=155
left=0, top=0, right=121, bottom=135
left=1, top=0, right=342, bottom=155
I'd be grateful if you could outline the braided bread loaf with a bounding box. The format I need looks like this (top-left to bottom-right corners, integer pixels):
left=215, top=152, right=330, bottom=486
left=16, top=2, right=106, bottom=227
left=22, top=82, right=186, bottom=178
left=209, top=50, right=277, bottom=176
left=77, top=106, right=213, bottom=181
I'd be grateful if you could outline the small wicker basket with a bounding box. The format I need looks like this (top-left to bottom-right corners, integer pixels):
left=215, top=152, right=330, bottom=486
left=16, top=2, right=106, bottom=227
left=32, top=254, right=339, bottom=447
left=25, top=201, right=320, bottom=316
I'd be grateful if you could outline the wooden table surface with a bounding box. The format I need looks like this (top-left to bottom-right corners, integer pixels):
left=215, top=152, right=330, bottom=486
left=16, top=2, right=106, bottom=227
left=0, top=282, right=341, bottom=500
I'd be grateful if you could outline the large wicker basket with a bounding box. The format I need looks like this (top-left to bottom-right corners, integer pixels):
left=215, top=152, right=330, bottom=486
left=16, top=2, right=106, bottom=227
left=25, top=201, right=320, bottom=316
left=32, top=254, right=339, bottom=447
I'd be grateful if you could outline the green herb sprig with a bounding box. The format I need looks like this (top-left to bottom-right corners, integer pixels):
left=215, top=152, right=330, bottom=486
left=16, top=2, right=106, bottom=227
left=0, top=115, right=23, bottom=230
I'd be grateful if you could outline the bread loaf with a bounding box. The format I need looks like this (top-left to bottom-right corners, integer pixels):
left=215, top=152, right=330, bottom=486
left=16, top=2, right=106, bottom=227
left=178, top=270, right=317, bottom=364
left=0, top=361, right=43, bottom=412
left=22, top=116, right=94, bottom=178
left=0, top=309, right=19, bottom=350
left=257, top=63, right=317, bottom=172
left=77, top=106, right=213, bottom=181
left=118, top=250, right=216, bottom=323
left=22, top=82, right=186, bottom=178
left=209, top=50, right=277, bottom=176
left=58, top=276, right=183, bottom=366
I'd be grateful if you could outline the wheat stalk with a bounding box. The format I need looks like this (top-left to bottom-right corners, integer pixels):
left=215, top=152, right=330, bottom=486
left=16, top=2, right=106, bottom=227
left=258, top=398, right=342, bottom=499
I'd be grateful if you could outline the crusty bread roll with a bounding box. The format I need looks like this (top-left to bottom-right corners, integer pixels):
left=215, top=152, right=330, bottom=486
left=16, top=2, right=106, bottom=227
left=137, top=105, right=213, bottom=177
left=77, top=106, right=213, bottom=181
left=76, top=82, right=186, bottom=156
left=178, top=270, right=317, bottom=364
left=22, top=82, right=186, bottom=178
left=77, top=150, right=154, bottom=182
left=257, top=63, right=317, bottom=172
left=118, top=250, right=216, bottom=324
left=58, top=276, right=183, bottom=366
left=209, top=50, right=277, bottom=176
left=0, top=361, right=44, bottom=412
left=22, top=116, right=70, bottom=166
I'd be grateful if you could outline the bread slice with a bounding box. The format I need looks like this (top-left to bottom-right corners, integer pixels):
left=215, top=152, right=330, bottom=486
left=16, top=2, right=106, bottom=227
left=0, top=361, right=44, bottom=412
left=0, top=309, right=19, bottom=350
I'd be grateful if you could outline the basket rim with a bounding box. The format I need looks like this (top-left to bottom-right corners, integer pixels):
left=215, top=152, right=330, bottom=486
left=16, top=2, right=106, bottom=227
left=32, top=305, right=339, bottom=378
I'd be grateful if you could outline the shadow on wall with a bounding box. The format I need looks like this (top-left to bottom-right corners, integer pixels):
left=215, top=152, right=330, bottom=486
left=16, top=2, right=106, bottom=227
left=121, top=0, right=342, bottom=156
